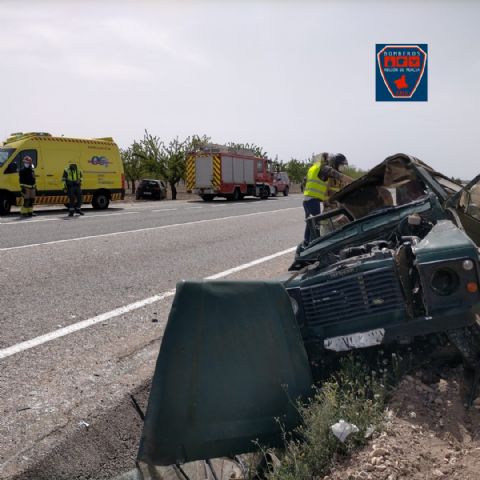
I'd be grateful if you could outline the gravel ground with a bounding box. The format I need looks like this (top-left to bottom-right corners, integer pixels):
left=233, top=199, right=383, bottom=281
left=326, top=347, right=480, bottom=480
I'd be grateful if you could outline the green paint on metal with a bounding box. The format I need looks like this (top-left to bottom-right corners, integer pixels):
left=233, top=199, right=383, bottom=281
left=138, top=280, right=312, bottom=466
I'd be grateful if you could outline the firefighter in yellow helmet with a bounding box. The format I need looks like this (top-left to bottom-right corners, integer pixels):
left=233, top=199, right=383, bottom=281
left=302, top=153, right=352, bottom=244
left=19, top=155, right=36, bottom=218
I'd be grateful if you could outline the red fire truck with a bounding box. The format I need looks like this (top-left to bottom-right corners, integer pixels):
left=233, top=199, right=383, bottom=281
left=186, top=145, right=274, bottom=201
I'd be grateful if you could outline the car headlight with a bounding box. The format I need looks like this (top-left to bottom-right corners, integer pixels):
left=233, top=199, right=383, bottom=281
left=430, top=268, right=460, bottom=296
left=462, top=259, right=474, bottom=271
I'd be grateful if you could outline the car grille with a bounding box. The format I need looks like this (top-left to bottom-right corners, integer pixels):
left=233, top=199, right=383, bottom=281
left=300, top=265, right=405, bottom=326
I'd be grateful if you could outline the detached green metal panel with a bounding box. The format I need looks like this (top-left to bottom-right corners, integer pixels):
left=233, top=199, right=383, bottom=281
left=138, top=280, right=312, bottom=466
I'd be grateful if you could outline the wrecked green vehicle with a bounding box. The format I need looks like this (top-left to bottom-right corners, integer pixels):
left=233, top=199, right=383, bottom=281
left=138, top=154, right=480, bottom=468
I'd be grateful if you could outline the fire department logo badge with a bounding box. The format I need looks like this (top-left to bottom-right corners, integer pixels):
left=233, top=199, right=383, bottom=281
left=376, top=44, right=428, bottom=101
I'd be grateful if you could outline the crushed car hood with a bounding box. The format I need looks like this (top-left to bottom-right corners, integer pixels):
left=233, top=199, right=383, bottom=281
left=292, top=153, right=463, bottom=269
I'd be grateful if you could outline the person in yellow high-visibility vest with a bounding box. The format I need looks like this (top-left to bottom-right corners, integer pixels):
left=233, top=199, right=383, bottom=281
left=303, top=153, right=352, bottom=244
left=62, top=163, right=84, bottom=217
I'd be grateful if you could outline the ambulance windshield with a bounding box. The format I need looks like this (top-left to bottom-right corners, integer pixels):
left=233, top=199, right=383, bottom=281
left=0, top=148, right=15, bottom=168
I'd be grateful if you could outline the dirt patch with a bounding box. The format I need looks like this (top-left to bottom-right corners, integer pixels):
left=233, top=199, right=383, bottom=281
left=326, top=349, right=480, bottom=480
left=12, top=382, right=150, bottom=480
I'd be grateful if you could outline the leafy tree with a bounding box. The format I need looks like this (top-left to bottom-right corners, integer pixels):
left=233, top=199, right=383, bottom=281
left=162, top=136, right=188, bottom=200
left=159, top=134, right=211, bottom=200
left=344, top=165, right=367, bottom=180
left=131, top=131, right=212, bottom=200
left=121, top=146, right=144, bottom=194
left=226, top=142, right=268, bottom=159
left=137, top=131, right=163, bottom=178
left=272, top=155, right=287, bottom=173
left=187, top=134, right=211, bottom=152
left=285, top=158, right=310, bottom=183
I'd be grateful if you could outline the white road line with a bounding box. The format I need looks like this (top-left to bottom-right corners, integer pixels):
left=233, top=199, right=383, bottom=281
left=0, top=211, right=140, bottom=225
left=0, top=207, right=301, bottom=251
left=185, top=206, right=203, bottom=209
left=0, top=218, right=59, bottom=225
left=151, top=208, right=178, bottom=212
left=0, top=246, right=296, bottom=360
left=82, top=211, right=141, bottom=218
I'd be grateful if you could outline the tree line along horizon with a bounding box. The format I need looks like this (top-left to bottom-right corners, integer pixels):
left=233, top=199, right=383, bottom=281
left=120, top=130, right=368, bottom=200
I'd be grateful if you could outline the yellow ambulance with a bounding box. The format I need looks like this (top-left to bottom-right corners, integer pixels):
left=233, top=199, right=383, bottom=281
left=0, top=132, right=125, bottom=214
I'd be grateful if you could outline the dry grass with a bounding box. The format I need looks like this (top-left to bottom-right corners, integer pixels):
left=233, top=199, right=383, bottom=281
left=264, top=351, right=405, bottom=480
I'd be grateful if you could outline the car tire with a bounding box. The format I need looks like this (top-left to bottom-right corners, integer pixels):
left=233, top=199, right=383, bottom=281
left=201, top=194, right=215, bottom=202
left=260, top=185, right=270, bottom=200
left=92, top=191, right=110, bottom=210
left=0, top=193, right=12, bottom=215
left=283, top=186, right=289, bottom=197
left=447, top=322, right=480, bottom=369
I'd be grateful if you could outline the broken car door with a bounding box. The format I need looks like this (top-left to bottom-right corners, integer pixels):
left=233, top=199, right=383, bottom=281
left=450, top=174, right=480, bottom=246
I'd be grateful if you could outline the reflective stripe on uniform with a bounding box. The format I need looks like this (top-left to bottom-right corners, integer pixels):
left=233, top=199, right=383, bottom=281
left=304, top=162, right=328, bottom=200
left=64, top=168, right=83, bottom=182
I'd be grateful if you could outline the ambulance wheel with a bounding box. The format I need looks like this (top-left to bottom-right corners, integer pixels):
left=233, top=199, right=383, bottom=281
left=92, top=192, right=110, bottom=209
left=0, top=193, right=12, bottom=215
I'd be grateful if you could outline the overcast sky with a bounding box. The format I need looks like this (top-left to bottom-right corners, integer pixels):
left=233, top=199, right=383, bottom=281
left=1, top=1, right=478, bottom=178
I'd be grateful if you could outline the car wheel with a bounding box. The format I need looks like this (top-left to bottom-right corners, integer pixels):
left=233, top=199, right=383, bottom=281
left=447, top=322, right=480, bottom=369
left=283, top=186, right=289, bottom=197
left=201, top=194, right=215, bottom=202
left=0, top=193, right=12, bottom=215
left=92, top=192, right=110, bottom=209
left=260, top=185, right=270, bottom=200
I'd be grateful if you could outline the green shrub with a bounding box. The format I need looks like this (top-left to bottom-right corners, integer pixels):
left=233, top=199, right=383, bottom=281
left=266, top=352, right=400, bottom=480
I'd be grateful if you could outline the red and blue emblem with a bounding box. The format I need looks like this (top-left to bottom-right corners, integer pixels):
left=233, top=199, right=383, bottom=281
left=376, top=44, right=428, bottom=102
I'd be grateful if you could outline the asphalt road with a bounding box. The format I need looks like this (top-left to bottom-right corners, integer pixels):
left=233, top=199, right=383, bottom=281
left=0, top=194, right=305, bottom=479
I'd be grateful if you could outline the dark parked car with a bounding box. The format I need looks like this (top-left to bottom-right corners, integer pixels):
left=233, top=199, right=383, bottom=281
left=138, top=154, right=480, bottom=467
left=272, top=171, right=290, bottom=196
left=136, top=179, right=167, bottom=200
